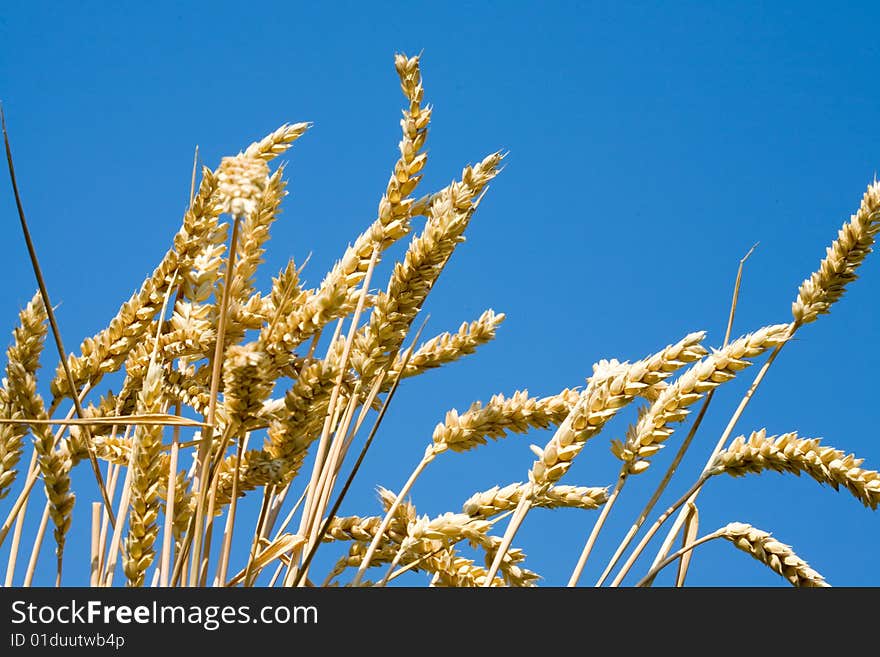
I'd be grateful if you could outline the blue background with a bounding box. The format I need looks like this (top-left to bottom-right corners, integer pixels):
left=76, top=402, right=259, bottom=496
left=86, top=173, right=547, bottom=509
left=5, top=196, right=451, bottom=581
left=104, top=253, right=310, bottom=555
left=1, top=1, right=878, bottom=587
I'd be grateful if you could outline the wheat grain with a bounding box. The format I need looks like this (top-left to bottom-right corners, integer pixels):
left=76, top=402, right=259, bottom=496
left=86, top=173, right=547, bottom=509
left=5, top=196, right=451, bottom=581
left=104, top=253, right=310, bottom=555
left=352, top=152, right=503, bottom=382
left=0, top=390, right=21, bottom=500
left=267, top=54, right=431, bottom=354
left=3, top=295, right=74, bottom=565
left=219, top=168, right=287, bottom=343
left=216, top=153, right=270, bottom=219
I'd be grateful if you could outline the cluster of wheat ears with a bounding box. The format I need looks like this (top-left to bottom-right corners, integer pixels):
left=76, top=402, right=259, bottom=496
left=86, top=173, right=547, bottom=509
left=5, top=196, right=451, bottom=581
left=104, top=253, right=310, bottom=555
left=0, top=53, right=878, bottom=588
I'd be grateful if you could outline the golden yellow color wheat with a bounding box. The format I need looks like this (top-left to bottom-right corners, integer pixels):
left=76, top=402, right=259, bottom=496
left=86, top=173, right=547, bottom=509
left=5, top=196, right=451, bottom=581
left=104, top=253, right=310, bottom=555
left=0, top=52, right=877, bottom=588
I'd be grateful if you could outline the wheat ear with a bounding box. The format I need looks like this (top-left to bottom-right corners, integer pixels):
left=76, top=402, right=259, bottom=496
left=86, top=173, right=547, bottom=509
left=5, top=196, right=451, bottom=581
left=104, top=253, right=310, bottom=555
left=268, top=53, right=430, bottom=354
left=709, top=429, right=880, bottom=508
left=390, top=309, right=505, bottom=379
left=0, top=293, right=47, bottom=500
left=463, top=483, right=609, bottom=517
left=611, top=324, right=792, bottom=474
left=484, top=332, right=708, bottom=585
left=637, top=523, right=829, bottom=587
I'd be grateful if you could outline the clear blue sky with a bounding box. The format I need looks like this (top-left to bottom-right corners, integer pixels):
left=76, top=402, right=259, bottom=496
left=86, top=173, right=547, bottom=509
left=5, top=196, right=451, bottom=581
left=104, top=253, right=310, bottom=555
left=1, top=1, right=878, bottom=587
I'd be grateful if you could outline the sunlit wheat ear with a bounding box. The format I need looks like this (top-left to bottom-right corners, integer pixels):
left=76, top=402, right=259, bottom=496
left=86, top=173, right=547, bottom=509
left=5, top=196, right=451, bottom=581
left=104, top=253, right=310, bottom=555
left=0, top=389, right=20, bottom=500
left=475, top=534, right=539, bottom=587
left=269, top=53, right=431, bottom=355
left=612, top=324, right=791, bottom=475
left=531, top=331, right=707, bottom=486
left=0, top=293, right=47, bottom=499
left=429, top=551, right=504, bottom=587
left=4, top=295, right=73, bottom=567
left=351, top=151, right=503, bottom=383
left=391, top=309, right=505, bottom=379
left=384, top=504, right=537, bottom=587
left=709, top=429, right=880, bottom=509
left=463, top=483, right=609, bottom=518
left=720, top=522, right=829, bottom=587
left=122, top=360, right=166, bottom=587
left=431, top=388, right=581, bottom=455
left=793, top=182, right=880, bottom=324
left=221, top=168, right=288, bottom=341
left=243, top=122, right=310, bottom=163
left=50, top=170, right=223, bottom=401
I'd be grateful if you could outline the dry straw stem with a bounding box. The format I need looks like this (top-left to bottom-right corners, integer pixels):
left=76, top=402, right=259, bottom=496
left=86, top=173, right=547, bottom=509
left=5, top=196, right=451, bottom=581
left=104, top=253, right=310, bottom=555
left=636, top=522, right=829, bottom=588
left=190, top=155, right=264, bottom=586
left=293, top=323, right=423, bottom=587
left=709, top=429, right=880, bottom=509
left=289, top=248, right=380, bottom=587
left=648, top=182, right=880, bottom=577
left=675, top=502, right=700, bottom=586
left=4, top=483, right=28, bottom=585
